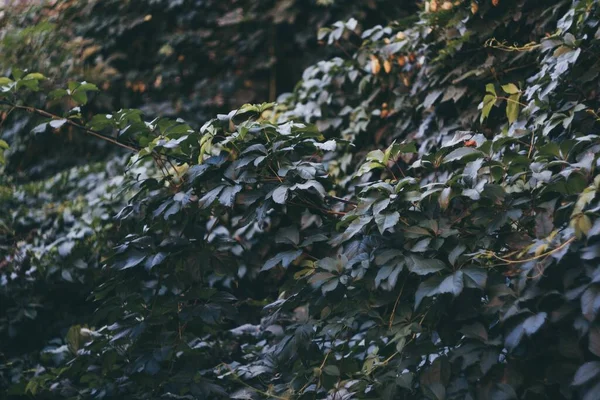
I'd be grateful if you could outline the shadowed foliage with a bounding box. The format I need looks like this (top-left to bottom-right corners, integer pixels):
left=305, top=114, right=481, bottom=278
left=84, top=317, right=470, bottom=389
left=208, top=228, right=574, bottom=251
left=2, top=0, right=600, bottom=399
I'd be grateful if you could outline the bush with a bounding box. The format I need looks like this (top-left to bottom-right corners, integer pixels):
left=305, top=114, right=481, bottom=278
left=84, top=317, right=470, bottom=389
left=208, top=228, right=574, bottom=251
left=1, top=0, right=600, bottom=399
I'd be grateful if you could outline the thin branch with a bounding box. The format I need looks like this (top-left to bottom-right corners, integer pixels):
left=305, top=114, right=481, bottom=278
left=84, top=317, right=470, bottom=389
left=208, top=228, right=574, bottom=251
left=388, top=279, right=406, bottom=330
left=487, top=237, right=575, bottom=265
left=2, top=102, right=139, bottom=152
left=325, top=195, right=358, bottom=206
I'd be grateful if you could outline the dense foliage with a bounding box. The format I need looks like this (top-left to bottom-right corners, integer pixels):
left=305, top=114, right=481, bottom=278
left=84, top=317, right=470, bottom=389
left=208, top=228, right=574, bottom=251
left=2, top=0, right=600, bottom=399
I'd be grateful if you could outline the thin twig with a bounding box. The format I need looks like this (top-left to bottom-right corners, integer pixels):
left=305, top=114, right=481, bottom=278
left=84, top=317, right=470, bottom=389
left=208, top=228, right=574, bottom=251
left=388, top=279, right=406, bottom=330
left=2, top=102, right=139, bottom=152
left=325, top=195, right=358, bottom=206
left=488, top=237, right=575, bottom=264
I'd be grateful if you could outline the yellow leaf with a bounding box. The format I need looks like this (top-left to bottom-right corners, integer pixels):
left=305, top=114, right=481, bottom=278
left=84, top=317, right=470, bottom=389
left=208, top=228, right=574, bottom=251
left=383, top=59, right=392, bottom=74
left=441, top=1, right=453, bottom=10
left=370, top=55, right=381, bottom=75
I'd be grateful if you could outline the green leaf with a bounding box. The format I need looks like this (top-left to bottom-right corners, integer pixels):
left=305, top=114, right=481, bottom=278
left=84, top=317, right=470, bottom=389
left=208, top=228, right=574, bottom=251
left=443, top=147, right=482, bottom=163
left=49, top=89, right=69, bottom=100
left=49, top=119, right=68, bottom=129
left=438, top=187, right=451, bottom=210
left=506, top=93, right=521, bottom=124
left=12, top=68, right=24, bottom=80
left=374, top=211, right=399, bottom=234
left=308, top=272, right=336, bottom=285
left=71, top=90, right=88, bottom=105
left=199, top=186, right=225, bottom=208
left=572, top=362, right=600, bottom=386
left=501, top=83, right=520, bottom=95
left=77, top=82, right=99, bottom=91
left=144, top=253, right=167, bottom=271
left=330, top=215, right=372, bottom=246
left=0, top=77, right=12, bottom=85
left=218, top=185, right=242, bottom=207
left=462, top=268, right=487, bottom=289
left=272, top=186, right=289, bottom=204
left=23, top=72, right=45, bottom=81
left=436, top=271, right=464, bottom=296
left=406, top=255, right=446, bottom=275
left=261, top=250, right=303, bottom=271
left=415, top=275, right=444, bottom=309
left=366, top=149, right=385, bottom=163
left=480, top=94, right=496, bottom=123
left=276, top=226, right=300, bottom=246
left=115, top=250, right=146, bottom=270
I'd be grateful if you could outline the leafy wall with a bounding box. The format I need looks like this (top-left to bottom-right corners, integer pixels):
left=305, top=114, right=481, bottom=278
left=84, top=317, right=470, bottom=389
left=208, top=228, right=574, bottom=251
left=1, top=0, right=600, bottom=399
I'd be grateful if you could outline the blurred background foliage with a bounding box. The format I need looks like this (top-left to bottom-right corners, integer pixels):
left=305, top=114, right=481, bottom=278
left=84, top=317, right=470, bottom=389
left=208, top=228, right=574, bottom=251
left=2, top=0, right=600, bottom=399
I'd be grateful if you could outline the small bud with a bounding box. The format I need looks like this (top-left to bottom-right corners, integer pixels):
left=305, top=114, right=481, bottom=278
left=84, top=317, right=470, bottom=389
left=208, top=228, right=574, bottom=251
left=383, top=59, right=392, bottom=74
left=471, top=2, right=479, bottom=14
left=370, top=55, right=381, bottom=75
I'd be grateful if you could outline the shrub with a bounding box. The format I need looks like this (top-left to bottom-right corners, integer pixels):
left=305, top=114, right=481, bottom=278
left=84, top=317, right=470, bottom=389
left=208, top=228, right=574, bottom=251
left=1, top=0, right=600, bottom=399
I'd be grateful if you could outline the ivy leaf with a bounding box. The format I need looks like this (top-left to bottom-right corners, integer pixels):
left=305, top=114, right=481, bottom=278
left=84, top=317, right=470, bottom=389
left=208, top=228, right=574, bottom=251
left=589, top=325, right=600, bottom=357
left=330, top=216, right=372, bottom=246
left=49, top=89, right=68, bottom=99
left=462, top=268, right=487, bottom=289
left=406, top=255, right=446, bottom=275
left=448, top=244, right=466, bottom=266
left=436, top=271, right=464, bottom=297
left=480, top=94, right=496, bottom=123
left=314, top=140, right=336, bottom=151
left=58, top=241, right=75, bottom=257
left=505, top=312, right=547, bottom=351
left=523, top=312, right=547, bottom=335
left=485, top=83, right=497, bottom=96
left=276, top=226, right=300, bottom=246
left=71, top=90, right=88, bottom=105
left=199, top=186, right=225, bottom=208
left=443, top=147, right=482, bottom=163
left=272, top=186, right=289, bottom=204
left=581, top=286, right=600, bottom=321
left=572, top=362, right=600, bottom=386
left=501, top=83, right=520, bottom=95
left=49, top=119, right=68, bottom=129
left=415, top=275, right=443, bottom=309
left=459, top=322, right=488, bottom=342
left=438, top=187, right=451, bottom=210
left=308, top=272, right=336, bottom=286
left=506, top=93, right=521, bottom=124
left=323, top=365, right=340, bottom=376
left=114, top=250, right=146, bottom=270
left=219, top=185, right=243, bottom=207
left=144, top=253, right=167, bottom=271
left=374, top=211, right=399, bottom=234
left=186, top=164, right=211, bottom=182
left=261, top=250, right=303, bottom=271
